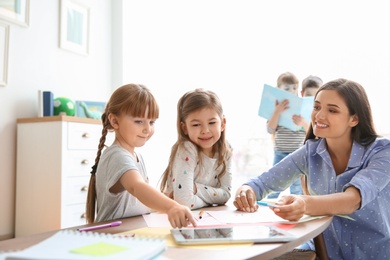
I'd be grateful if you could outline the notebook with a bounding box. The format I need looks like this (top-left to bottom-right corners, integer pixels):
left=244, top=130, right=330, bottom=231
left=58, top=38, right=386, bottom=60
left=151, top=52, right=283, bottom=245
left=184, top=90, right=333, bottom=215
left=171, top=225, right=296, bottom=245
left=258, top=84, right=314, bottom=131
left=2, top=230, right=166, bottom=260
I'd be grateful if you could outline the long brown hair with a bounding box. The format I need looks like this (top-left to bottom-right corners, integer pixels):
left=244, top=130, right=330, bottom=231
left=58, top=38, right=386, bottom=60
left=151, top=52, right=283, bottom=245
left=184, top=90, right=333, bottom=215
left=305, top=78, right=378, bottom=145
left=86, top=84, right=159, bottom=223
left=159, top=88, right=232, bottom=192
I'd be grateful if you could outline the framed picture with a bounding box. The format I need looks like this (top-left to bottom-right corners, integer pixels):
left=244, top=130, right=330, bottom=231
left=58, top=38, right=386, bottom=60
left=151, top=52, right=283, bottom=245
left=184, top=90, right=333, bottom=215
left=60, top=0, right=89, bottom=56
left=0, top=0, right=29, bottom=27
left=75, top=100, right=106, bottom=119
left=0, top=21, right=9, bottom=87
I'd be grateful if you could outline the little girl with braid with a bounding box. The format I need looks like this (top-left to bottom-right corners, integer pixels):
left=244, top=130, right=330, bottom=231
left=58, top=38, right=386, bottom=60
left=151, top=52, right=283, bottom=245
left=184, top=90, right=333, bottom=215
left=159, top=88, right=233, bottom=210
left=86, top=84, right=196, bottom=228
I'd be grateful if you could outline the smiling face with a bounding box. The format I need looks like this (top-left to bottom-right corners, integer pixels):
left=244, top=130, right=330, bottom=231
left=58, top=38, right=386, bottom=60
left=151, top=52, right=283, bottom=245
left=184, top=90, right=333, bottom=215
left=181, top=107, right=225, bottom=157
left=311, top=90, right=358, bottom=141
left=109, top=108, right=156, bottom=152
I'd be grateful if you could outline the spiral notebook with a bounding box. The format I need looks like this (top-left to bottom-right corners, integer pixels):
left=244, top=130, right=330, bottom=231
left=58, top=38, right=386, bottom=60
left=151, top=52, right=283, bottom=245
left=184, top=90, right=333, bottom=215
left=2, top=230, right=166, bottom=260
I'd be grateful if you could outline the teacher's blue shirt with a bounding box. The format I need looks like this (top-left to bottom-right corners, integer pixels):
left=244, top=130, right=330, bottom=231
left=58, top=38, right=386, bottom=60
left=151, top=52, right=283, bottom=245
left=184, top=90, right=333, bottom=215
left=245, top=137, right=390, bottom=259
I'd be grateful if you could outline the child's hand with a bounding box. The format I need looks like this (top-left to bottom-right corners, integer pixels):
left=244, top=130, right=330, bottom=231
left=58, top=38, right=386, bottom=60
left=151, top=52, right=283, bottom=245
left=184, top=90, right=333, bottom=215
left=167, top=204, right=197, bottom=228
left=292, top=115, right=310, bottom=131
left=274, top=99, right=290, bottom=115
left=292, top=115, right=305, bottom=126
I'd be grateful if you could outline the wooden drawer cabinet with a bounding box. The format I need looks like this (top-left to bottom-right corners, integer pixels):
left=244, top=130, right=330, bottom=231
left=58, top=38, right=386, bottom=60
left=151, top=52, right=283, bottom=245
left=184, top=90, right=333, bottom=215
left=15, top=116, right=113, bottom=237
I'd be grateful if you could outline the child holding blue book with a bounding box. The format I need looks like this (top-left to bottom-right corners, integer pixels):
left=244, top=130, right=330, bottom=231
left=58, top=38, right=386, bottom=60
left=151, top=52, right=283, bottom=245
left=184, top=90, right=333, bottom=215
left=266, top=72, right=306, bottom=198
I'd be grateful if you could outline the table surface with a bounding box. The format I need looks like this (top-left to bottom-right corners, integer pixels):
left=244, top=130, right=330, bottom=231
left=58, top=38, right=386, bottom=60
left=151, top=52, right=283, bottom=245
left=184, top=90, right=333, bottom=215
left=0, top=205, right=332, bottom=259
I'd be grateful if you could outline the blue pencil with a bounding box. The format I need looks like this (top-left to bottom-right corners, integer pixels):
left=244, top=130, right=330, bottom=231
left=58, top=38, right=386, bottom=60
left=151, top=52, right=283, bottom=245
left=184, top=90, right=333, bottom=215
left=257, top=201, right=278, bottom=208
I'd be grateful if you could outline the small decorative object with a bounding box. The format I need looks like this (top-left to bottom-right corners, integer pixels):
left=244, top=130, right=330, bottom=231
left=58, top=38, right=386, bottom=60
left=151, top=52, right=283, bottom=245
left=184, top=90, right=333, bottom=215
left=38, top=90, right=54, bottom=117
left=76, top=101, right=105, bottom=119
left=54, top=97, right=76, bottom=116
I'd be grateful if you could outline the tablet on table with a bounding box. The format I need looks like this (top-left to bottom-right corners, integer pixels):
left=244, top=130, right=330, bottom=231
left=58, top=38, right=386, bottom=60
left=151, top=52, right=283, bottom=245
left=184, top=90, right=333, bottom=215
left=170, top=225, right=296, bottom=245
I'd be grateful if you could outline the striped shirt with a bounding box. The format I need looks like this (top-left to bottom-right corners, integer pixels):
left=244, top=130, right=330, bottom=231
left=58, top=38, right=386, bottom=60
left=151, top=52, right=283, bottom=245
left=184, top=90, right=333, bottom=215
left=272, top=126, right=306, bottom=153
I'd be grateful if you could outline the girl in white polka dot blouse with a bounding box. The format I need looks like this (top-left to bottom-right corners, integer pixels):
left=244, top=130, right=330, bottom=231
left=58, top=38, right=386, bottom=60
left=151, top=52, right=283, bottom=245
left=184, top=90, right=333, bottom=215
left=160, top=88, right=232, bottom=210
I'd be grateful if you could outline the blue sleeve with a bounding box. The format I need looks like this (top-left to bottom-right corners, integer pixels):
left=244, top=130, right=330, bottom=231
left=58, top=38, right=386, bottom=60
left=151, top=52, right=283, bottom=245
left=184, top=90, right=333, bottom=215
left=245, top=146, right=307, bottom=200
left=345, top=141, right=390, bottom=209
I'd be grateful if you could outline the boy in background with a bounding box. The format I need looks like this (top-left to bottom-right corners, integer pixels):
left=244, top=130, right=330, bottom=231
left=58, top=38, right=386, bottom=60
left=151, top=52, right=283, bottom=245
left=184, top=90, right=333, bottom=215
left=266, top=73, right=322, bottom=198
left=292, top=75, right=323, bottom=132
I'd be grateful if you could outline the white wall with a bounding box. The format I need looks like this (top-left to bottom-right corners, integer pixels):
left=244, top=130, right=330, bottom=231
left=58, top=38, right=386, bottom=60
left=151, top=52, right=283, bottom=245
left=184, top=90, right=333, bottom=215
left=0, top=0, right=112, bottom=239
left=122, top=0, right=390, bottom=189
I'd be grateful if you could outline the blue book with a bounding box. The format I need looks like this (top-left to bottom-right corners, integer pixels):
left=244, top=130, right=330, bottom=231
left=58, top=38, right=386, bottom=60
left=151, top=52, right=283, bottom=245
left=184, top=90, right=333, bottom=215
left=42, top=91, right=54, bottom=116
left=258, top=84, right=314, bottom=131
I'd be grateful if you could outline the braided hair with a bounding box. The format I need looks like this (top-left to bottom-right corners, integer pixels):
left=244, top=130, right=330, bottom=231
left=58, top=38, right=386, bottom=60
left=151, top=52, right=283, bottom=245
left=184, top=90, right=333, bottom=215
left=86, top=84, right=159, bottom=223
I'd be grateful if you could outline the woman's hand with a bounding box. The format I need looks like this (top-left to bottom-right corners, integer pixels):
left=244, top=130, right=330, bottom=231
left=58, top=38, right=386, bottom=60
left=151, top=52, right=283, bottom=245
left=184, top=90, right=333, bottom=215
left=233, top=185, right=258, bottom=212
left=272, top=195, right=306, bottom=222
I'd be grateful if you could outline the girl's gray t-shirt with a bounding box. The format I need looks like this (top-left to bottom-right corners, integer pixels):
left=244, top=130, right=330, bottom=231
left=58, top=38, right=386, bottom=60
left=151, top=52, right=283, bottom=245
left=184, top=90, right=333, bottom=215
left=95, top=143, right=151, bottom=222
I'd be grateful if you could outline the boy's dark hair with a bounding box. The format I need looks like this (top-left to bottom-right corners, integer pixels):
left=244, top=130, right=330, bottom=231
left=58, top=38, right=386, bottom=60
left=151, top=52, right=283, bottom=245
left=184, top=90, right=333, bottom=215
left=302, top=75, right=323, bottom=91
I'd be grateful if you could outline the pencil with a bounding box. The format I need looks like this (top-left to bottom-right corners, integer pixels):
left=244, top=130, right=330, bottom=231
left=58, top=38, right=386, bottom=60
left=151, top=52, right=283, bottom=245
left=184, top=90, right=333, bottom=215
left=77, top=221, right=122, bottom=232
left=256, top=201, right=278, bottom=208
left=199, top=210, right=204, bottom=219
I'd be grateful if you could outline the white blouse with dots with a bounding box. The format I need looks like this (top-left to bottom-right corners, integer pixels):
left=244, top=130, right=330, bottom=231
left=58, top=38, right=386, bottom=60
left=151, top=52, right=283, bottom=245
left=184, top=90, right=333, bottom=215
left=164, top=141, right=232, bottom=209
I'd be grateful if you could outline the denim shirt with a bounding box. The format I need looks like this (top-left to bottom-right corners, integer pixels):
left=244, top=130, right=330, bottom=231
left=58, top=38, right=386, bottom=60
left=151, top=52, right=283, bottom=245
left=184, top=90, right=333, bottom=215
left=245, top=137, right=390, bottom=259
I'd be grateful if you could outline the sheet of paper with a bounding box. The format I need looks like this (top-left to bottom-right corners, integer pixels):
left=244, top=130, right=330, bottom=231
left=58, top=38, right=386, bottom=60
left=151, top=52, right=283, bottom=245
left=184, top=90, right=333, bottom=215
left=143, top=213, right=171, bottom=227
left=207, top=207, right=326, bottom=224
left=142, top=211, right=225, bottom=228
left=121, top=227, right=252, bottom=249
left=142, top=208, right=326, bottom=229
left=207, top=207, right=284, bottom=224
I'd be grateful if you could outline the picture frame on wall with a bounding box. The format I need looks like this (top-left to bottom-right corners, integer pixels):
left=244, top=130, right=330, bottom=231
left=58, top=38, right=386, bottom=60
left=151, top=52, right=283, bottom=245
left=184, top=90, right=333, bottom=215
left=60, top=0, right=89, bottom=56
left=0, top=21, right=9, bottom=87
left=0, top=0, right=30, bottom=27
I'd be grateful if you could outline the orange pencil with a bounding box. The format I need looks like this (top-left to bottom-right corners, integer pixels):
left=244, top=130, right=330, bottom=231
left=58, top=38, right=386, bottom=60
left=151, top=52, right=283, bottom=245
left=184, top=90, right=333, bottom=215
left=199, top=210, right=204, bottom=219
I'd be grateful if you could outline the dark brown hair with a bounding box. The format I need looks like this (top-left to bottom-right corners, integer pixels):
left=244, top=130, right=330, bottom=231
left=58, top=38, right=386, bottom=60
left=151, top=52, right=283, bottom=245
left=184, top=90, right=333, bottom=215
left=305, top=78, right=378, bottom=145
left=302, top=75, right=323, bottom=92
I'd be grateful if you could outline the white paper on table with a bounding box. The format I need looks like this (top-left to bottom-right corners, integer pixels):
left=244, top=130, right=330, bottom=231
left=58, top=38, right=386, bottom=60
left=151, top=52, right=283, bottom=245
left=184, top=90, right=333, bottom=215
left=142, top=210, right=226, bottom=228
left=207, top=207, right=326, bottom=224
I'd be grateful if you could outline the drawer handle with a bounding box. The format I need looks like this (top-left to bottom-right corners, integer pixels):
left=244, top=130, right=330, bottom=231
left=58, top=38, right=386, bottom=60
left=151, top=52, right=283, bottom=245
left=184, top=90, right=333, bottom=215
left=80, top=213, right=86, bottom=219
left=81, top=159, right=89, bottom=165
left=82, top=133, right=90, bottom=138
left=81, top=186, right=88, bottom=192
